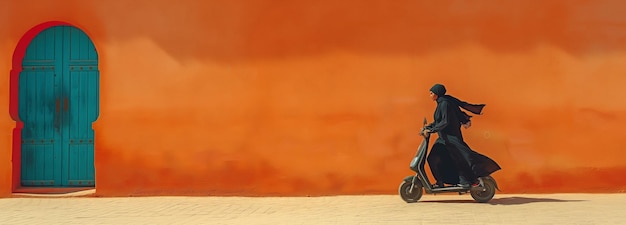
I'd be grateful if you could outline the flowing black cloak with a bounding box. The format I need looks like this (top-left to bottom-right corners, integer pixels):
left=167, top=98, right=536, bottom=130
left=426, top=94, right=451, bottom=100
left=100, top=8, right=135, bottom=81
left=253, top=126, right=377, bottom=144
left=425, top=95, right=501, bottom=185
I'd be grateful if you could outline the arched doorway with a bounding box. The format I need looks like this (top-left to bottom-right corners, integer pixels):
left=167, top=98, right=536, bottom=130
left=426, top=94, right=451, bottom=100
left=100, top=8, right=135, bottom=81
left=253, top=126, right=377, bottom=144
left=12, top=24, right=99, bottom=188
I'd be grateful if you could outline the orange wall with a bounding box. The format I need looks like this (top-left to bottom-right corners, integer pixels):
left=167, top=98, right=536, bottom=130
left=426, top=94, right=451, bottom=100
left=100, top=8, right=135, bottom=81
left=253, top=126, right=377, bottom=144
left=1, top=0, right=626, bottom=197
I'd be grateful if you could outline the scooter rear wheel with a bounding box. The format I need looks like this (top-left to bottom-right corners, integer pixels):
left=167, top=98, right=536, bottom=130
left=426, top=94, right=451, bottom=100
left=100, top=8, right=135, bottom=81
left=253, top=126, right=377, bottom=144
left=399, top=180, right=423, bottom=203
left=470, top=178, right=496, bottom=203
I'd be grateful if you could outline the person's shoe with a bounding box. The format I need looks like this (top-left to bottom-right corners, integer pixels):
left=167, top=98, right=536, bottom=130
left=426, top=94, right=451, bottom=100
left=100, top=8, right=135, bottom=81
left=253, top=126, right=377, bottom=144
left=456, top=183, right=470, bottom=188
left=432, top=183, right=444, bottom=188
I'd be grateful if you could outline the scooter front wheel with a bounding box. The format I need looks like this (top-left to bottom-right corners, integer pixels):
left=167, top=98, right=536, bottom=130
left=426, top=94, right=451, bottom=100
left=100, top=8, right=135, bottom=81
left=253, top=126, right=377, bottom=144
left=398, top=180, right=423, bottom=203
left=470, top=178, right=496, bottom=203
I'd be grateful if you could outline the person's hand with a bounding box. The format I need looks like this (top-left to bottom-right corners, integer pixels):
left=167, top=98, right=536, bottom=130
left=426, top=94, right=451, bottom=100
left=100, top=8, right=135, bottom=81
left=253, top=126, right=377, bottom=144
left=421, top=129, right=432, bottom=136
left=462, top=121, right=472, bottom=129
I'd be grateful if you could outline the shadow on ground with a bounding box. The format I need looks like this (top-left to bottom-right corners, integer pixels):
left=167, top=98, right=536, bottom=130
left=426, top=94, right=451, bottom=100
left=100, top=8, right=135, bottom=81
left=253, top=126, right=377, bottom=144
left=421, top=197, right=585, bottom=205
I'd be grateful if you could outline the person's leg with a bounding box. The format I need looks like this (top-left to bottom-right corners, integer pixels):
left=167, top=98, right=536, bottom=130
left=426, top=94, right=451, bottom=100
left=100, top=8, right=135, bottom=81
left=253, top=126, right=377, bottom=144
left=427, top=143, right=446, bottom=187
left=455, top=154, right=475, bottom=184
left=445, top=145, right=478, bottom=187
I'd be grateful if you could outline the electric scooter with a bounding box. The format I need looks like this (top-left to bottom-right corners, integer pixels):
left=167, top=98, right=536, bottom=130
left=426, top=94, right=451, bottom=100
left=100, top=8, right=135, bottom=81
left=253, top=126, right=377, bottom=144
left=398, top=118, right=499, bottom=203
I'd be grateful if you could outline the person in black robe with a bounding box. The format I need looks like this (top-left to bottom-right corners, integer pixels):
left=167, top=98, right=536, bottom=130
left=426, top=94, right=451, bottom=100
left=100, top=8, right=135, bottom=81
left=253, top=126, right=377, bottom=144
left=421, top=84, right=501, bottom=188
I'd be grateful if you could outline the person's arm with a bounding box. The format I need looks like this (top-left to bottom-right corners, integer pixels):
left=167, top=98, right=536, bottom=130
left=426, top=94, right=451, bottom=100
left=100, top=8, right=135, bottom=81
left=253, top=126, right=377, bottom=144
left=460, top=110, right=472, bottom=129
left=424, top=121, right=435, bottom=130
left=425, top=101, right=449, bottom=133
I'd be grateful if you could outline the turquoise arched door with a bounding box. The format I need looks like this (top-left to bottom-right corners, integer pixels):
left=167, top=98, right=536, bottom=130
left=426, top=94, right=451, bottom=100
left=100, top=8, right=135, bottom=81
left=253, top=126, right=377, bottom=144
left=18, top=26, right=99, bottom=187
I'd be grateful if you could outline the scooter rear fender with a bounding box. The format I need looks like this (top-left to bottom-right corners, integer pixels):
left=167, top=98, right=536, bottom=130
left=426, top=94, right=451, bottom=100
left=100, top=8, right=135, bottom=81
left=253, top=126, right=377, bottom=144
left=481, top=176, right=501, bottom=191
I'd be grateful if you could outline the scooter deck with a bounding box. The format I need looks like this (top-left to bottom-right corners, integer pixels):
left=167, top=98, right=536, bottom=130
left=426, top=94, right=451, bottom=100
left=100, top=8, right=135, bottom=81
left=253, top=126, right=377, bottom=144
left=429, top=185, right=486, bottom=193
left=429, top=186, right=469, bottom=192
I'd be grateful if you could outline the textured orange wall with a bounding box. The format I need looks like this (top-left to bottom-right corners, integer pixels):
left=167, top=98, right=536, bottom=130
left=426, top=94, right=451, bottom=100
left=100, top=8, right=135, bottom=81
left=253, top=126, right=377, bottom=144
left=1, top=0, right=626, bottom=196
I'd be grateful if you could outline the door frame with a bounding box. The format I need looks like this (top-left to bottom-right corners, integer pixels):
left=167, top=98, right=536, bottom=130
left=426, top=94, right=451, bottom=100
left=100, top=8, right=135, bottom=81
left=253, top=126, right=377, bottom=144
left=10, top=21, right=101, bottom=192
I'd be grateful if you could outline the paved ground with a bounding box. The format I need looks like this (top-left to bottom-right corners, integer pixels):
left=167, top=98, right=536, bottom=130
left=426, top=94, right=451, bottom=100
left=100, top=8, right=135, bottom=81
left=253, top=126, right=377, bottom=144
left=1, top=193, right=625, bottom=225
